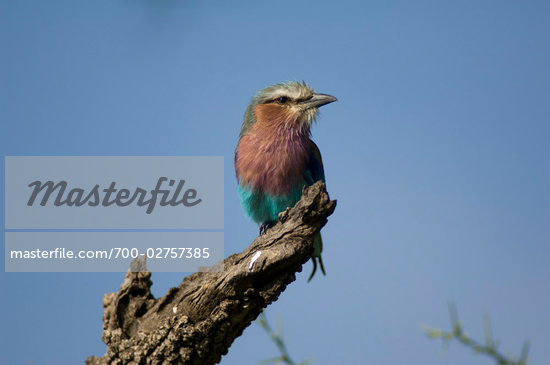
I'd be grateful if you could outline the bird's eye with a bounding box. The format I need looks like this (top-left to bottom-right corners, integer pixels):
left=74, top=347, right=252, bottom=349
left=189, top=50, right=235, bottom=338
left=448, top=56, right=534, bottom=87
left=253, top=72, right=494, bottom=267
left=277, top=96, right=289, bottom=104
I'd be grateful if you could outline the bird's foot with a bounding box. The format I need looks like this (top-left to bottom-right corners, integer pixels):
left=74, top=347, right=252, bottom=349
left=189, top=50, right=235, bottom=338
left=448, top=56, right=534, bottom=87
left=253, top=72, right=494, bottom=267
left=259, top=221, right=275, bottom=235
left=278, top=208, right=291, bottom=224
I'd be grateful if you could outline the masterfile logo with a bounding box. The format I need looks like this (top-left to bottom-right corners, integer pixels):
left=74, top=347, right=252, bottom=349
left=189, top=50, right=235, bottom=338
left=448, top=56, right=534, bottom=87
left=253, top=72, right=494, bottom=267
left=4, top=156, right=225, bottom=272
left=5, top=156, right=223, bottom=229
left=26, top=177, right=202, bottom=214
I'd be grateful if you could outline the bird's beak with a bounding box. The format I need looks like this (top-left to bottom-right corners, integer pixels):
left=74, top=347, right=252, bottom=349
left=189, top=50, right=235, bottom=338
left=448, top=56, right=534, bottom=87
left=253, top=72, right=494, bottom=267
left=301, top=93, right=338, bottom=109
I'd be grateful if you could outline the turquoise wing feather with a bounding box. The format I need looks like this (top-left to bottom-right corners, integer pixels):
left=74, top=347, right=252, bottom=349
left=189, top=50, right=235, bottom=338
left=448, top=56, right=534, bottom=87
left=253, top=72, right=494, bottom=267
left=305, top=141, right=325, bottom=185
left=306, top=140, right=326, bottom=281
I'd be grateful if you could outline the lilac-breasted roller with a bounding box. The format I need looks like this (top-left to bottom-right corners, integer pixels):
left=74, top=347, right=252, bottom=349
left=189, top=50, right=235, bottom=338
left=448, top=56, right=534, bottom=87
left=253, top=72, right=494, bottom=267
left=234, top=81, right=337, bottom=281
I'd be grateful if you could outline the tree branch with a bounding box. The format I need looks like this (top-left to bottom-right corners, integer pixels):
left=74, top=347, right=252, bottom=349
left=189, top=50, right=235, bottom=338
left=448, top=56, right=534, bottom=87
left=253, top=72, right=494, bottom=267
left=86, top=181, right=336, bottom=365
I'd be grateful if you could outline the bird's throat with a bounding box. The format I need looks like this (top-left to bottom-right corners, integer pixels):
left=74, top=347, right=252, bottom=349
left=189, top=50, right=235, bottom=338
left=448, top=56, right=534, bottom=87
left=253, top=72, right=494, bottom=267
left=235, top=110, right=310, bottom=196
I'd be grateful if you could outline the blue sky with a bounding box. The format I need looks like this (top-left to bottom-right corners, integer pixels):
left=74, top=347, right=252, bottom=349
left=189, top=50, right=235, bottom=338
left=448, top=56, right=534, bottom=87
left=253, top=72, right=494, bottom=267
left=1, top=1, right=549, bottom=364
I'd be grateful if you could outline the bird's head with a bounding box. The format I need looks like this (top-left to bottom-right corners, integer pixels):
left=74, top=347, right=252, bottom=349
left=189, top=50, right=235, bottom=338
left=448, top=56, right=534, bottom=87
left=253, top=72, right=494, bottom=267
left=240, top=81, right=337, bottom=137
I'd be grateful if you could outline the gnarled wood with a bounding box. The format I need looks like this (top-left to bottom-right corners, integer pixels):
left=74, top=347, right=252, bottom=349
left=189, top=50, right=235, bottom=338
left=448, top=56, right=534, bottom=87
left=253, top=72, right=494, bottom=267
left=86, top=181, right=336, bottom=365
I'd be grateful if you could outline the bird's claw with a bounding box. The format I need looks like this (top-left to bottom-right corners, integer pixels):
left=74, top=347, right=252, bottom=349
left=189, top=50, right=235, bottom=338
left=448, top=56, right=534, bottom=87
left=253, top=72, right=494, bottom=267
left=278, top=208, right=291, bottom=224
left=259, top=221, right=275, bottom=235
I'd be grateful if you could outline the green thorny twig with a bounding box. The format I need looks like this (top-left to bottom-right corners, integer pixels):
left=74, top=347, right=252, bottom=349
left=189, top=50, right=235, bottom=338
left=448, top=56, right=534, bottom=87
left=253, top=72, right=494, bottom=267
left=257, top=312, right=313, bottom=365
left=422, top=302, right=530, bottom=365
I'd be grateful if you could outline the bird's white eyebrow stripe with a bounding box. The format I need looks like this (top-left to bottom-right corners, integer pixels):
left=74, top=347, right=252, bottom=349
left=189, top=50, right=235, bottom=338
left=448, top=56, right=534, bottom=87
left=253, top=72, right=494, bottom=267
left=256, top=82, right=314, bottom=104
left=263, top=94, right=313, bottom=104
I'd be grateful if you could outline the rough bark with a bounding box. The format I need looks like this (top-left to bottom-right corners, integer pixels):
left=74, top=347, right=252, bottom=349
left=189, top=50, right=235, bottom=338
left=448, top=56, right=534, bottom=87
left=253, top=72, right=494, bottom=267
left=86, top=181, right=336, bottom=365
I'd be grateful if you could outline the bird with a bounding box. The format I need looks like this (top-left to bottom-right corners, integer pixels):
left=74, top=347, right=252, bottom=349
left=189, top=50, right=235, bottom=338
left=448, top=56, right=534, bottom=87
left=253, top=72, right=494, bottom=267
left=234, top=81, right=337, bottom=281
